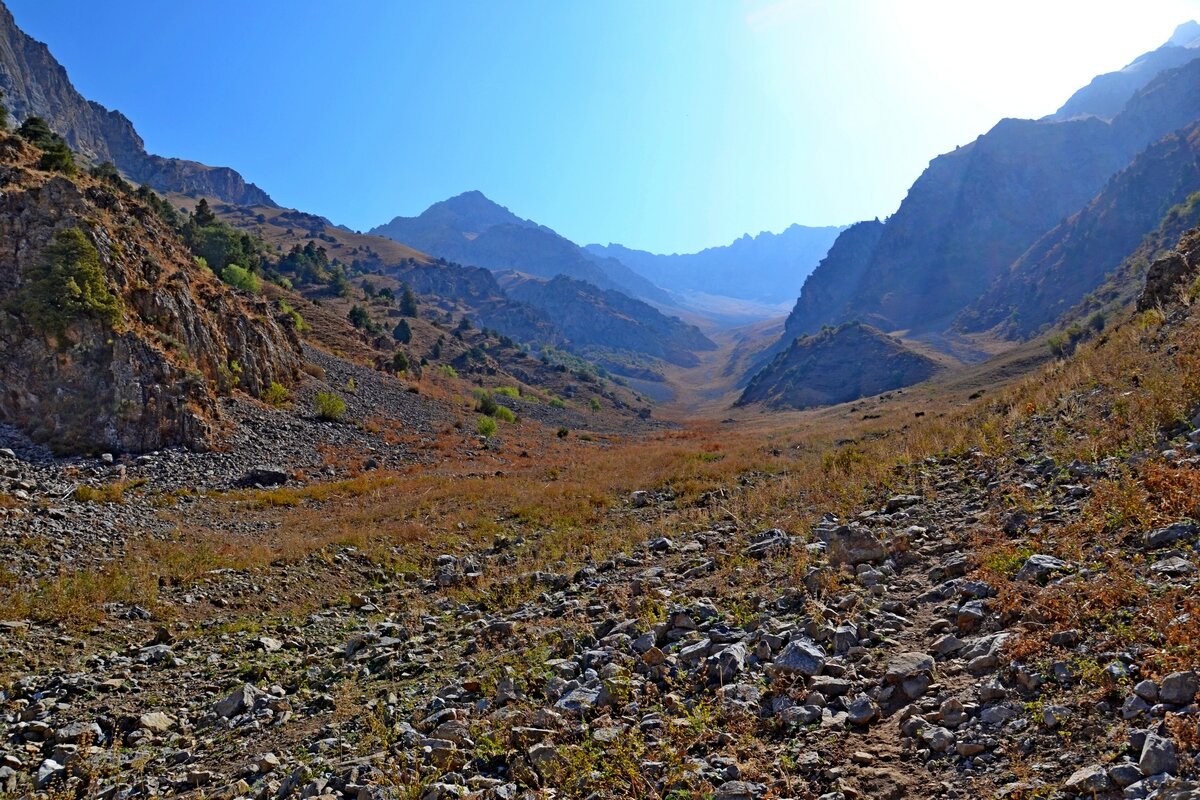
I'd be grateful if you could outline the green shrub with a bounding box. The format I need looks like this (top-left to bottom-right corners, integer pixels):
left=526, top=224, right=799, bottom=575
left=476, top=416, right=497, bottom=437
left=392, top=351, right=409, bottom=372
left=476, top=392, right=499, bottom=416
left=438, top=365, right=458, bottom=379
left=392, top=319, right=411, bottom=343
left=589, top=397, right=602, bottom=413
left=548, top=397, right=566, bottom=409
left=17, top=227, right=121, bottom=337
left=220, top=264, right=261, bottom=293
left=494, top=405, right=516, bottom=423
left=494, top=386, right=520, bottom=398
left=262, top=381, right=289, bottom=407
left=314, top=392, right=346, bottom=421
left=556, top=426, right=570, bottom=438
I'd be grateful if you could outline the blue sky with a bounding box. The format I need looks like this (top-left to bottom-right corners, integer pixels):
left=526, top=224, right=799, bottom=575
left=8, top=0, right=1200, bottom=253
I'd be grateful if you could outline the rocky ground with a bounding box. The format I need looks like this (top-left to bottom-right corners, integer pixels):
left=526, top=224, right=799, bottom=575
left=2, top=372, right=1199, bottom=800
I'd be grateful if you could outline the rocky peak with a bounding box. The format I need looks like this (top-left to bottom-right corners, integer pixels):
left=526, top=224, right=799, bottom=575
left=0, top=1, right=275, bottom=206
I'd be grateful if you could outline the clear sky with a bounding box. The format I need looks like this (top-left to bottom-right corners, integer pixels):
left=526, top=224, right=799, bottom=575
left=7, top=0, right=1200, bottom=253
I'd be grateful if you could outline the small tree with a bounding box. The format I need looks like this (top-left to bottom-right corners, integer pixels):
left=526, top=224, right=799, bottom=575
left=392, top=319, right=411, bottom=343
left=348, top=304, right=371, bottom=329
left=392, top=351, right=409, bottom=372
left=399, top=285, right=418, bottom=316
left=17, top=227, right=121, bottom=337
left=192, top=198, right=217, bottom=228
left=589, top=397, right=601, bottom=413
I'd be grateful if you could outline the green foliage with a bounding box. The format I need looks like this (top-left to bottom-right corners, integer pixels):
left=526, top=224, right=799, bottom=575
left=475, top=391, right=499, bottom=416
left=438, top=364, right=458, bottom=379
left=399, top=284, right=419, bottom=316
left=556, top=426, right=570, bottom=438
left=391, top=351, right=409, bottom=372
left=220, top=264, right=261, bottom=293
left=262, top=381, right=289, bottom=407
left=134, top=185, right=181, bottom=228
left=192, top=198, right=217, bottom=227
left=189, top=225, right=262, bottom=273
left=314, top=392, right=346, bottom=421
left=548, top=397, right=566, bottom=409
left=589, top=397, right=602, bottom=413
left=494, top=405, right=516, bottom=423
left=476, top=416, right=497, bottom=437
left=88, top=161, right=129, bottom=191
left=348, top=304, right=371, bottom=329
left=392, top=319, right=411, bottom=344
left=16, top=227, right=121, bottom=337
left=276, top=299, right=307, bottom=332
left=494, top=386, right=520, bottom=398
left=18, top=117, right=76, bottom=175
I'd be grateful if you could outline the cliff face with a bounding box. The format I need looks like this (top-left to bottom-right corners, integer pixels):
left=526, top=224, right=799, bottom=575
left=959, top=121, right=1200, bottom=337
left=0, top=136, right=299, bottom=453
left=783, top=56, right=1200, bottom=343
left=737, top=322, right=942, bottom=409
left=0, top=2, right=275, bottom=206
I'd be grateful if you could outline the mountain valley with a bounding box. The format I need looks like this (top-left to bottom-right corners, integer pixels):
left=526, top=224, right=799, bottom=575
left=1, top=5, right=1200, bottom=800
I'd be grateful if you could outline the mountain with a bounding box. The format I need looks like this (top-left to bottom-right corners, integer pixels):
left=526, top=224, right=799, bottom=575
left=784, top=53, right=1200, bottom=343
left=1049, top=21, right=1200, bottom=121
left=584, top=223, right=845, bottom=305
left=370, top=191, right=671, bottom=304
left=0, top=134, right=299, bottom=453
left=0, top=1, right=274, bottom=206
left=499, top=272, right=716, bottom=368
left=736, top=322, right=943, bottom=409
left=958, top=119, right=1200, bottom=337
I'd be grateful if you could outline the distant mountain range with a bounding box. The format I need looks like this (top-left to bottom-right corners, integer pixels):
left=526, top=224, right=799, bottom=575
left=585, top=224, right=845, bottom=306
left=370, top=192, right=672, bottom=305
left=0, top=3, right=273, bottom=206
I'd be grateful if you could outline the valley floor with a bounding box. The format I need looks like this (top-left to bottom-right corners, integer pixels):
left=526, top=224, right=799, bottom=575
left=2, top=302, right=1200, bottom=800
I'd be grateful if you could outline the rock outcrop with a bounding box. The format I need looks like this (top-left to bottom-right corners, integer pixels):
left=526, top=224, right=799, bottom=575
left=738, top=322, right=942, bottom=409
left=0, top=136, right=299, bottom=453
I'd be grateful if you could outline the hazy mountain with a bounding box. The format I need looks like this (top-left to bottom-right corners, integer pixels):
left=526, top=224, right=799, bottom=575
left=370, top=191, right=672, bottom=304
left=784, top=53, right=1200, bottom=343
left=1049, top=21, right=1200, bottom=121
left=0, top=2, right=275, bottom=206
left=499, top=273, right=716, bottom=368
left=584, top=223, right=845, bottom=305
left=737, top=322, right=943, bottom=409
left=958, top=119, right=1200, bottom=337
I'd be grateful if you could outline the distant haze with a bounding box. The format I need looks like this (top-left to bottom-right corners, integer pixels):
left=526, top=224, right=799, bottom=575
left=7, top=0, right=1200, bottom=252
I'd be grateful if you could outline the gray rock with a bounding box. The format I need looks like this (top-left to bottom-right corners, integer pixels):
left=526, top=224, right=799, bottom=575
left=1014, top=554, right=1070, bottom=583
left=213, top=683, right=262, bottom=718
left=554, top=682, right=612, bottom=715
left=708, top=642, right=748, bottom=684
left=35, top=759, right=64, bottom=790
left=773, top=638, right=826, bottom=677
left=1144, top=522, right=1198, bottom=549
left=920, top=725, right=955, bottom=753
left=828, top=525, right=887, bottom=566
left=1158, top=671, right=1198, bottom=705
left=243, top=465, right=290, bottom=487
left=845, top=693, right=879, bottom=725
left=744, top=528, right=790, bottom=559
left=1139, top=733, right=1179, bottom=777
left=884, top=651, right=934, bottom=685
left=1063, top=765, right=1111, bottom=794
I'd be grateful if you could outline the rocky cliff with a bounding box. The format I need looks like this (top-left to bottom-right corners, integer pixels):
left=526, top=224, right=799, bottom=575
left=959, top=120, right=1200, bottom=337
left=0, top=1, right=275, bottom=206
left=738, top=322, right=942, bottom=409
left=784, top=55, right=1200, bottom=345
left=0, top=136, right=299, bottom=453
